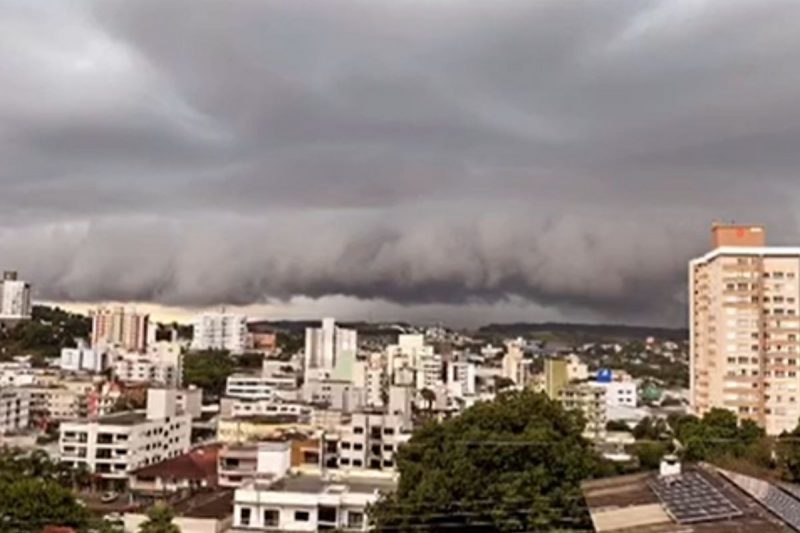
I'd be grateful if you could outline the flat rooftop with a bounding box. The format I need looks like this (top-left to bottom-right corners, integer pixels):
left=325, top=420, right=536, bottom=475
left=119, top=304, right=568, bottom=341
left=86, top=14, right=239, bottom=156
left=581, top=466, right=787, bottom=532
left=268, top=475, right=396, bottom=495
left=65, top=411, right=147, bottom=426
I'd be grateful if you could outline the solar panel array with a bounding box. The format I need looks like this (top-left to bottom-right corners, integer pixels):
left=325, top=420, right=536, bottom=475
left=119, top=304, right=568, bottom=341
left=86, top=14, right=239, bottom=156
left=720, top=470, right=800, bottom=531
left=648, top=471, right=743, bottom=524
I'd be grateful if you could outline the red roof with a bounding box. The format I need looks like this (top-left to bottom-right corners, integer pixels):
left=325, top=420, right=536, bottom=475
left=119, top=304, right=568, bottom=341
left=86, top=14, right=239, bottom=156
left=132, top=444, right=221, bottom=482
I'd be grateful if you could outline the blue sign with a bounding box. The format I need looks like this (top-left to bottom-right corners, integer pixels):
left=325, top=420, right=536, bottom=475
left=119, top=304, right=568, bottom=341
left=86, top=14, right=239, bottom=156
left=597, top=368, right=613, bottom=383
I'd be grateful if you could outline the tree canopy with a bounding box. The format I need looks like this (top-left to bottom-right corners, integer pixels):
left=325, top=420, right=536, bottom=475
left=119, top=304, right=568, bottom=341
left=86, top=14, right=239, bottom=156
left=0, top=448, right=91, bottom=533
left=0, top=305, right=91, bottom=359
left=139, top=503, right=181, bottom=533
left=674, top=409, right=765, bottom=462
left=369, top=390, right=597, bottom=531
left=182, top=350, right=235, bottom=398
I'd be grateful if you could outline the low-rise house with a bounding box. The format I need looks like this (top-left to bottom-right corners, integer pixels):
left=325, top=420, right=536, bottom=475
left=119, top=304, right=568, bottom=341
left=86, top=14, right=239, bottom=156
left=230, top=441, right=395, bottom=532
left=129, top=443, right=221, bottom=501
left=218, top=439, right=320, bottom=488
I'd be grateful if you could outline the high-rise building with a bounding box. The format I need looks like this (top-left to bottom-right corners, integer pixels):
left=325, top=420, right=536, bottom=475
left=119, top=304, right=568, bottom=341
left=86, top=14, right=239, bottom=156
left=191, top=312, right=248, bottom=354
left=690, top=223, right=800, bottom=435
left=0, top=271, right=32, bottom=321
left=303, top=318, right=357, bottom=375
left=90, top=306, right=149, bottom=353
left=544, top=358, right=569, bottom=400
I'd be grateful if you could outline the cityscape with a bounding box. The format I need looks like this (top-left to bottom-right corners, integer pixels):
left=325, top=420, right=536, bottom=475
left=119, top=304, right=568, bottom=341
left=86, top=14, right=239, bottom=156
left=4, top=1, right=800, bottom=532
left=2, top=223, right=800, bottom=531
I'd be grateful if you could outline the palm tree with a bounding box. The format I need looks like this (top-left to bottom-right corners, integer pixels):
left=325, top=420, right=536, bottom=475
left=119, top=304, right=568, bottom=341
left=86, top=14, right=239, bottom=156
left=139, top=503, right=180, bottom=533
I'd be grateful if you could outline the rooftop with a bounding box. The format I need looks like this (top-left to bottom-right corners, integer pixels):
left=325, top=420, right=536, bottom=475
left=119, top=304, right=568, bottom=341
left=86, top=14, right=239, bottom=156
left=172, top=489, right=234, bottom=519
left=132, top=444, right=221, bottom=481
left=67, top=411, right=148, bottom=426
left=581, top=465, right=787, bottom=532
left=267, top=474, right=396, bottom=495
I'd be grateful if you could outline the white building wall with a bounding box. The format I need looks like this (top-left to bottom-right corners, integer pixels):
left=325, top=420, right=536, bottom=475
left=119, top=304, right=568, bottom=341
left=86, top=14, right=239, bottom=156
left=0, top=388, right=30, bottom=434
left=191, top=313, right=248, bottom=354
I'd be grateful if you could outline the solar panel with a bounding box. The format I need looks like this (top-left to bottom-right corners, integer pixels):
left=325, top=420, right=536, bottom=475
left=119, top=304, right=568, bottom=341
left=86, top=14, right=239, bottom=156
left=719, top=471, right=800, bottom=530
left=648, top=471, right=743, bottom=524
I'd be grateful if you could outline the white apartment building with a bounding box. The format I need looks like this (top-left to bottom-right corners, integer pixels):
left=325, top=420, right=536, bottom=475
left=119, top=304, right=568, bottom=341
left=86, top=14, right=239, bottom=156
left=595, top=378, right=638, bottom=408
left=59, top=389, right=192, bottom=489
left=691, top=224, right=800, bottom=435
left=191, top=312, right=249, bottom=354
left=231, top=441, right=393, bottom=532
left=304, top=318, right=357, bottom=375
left=446, top=360, right=476, bottom=398
left=302, top=379, right=365, bottom=412
left=227, top=374, right=299, bottom=401
left=91, top=307, right=150, bottom=353
left=353, top=359, right=385, bottom=408
left=321, top=412, right=412, bottom=472
left=386, top=334, right=434, bottom=383
left=222, top=398, right=313, bottom=419
left=0, top=271, right=31, bottom=321
left=415, top=353, right=443, bottom=391
left=60, top=343, right=109, bottom=373
left=112, top=341, right=183, bottom=387
left=0, top=388, right=30, bottom=434
left=0, top=361, right=37, bottom=387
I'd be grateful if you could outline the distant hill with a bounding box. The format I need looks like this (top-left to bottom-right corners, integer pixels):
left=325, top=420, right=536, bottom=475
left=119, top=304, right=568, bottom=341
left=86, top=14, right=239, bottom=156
left=476, top=322, right=687, bottom=343
left=247, top=320, right=413, bottom=337
left=248, top=319, right=687, bottom=343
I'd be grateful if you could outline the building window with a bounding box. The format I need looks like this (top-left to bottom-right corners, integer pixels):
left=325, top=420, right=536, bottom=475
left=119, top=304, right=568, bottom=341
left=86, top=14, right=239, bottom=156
left=263, top=509, right=279, bottom=526
left=318, top=506, right=337, bottom=523
left=354, top=443, right=363, bottom=451
left=341, top=442, right=351, bottom=450
left=239, top=507, right=251, bottom=526
left=295, top=510, right=310, bottom=522
left=348, top=511, right=365, bottom=528
left=353, top=427, right=364, bottom=434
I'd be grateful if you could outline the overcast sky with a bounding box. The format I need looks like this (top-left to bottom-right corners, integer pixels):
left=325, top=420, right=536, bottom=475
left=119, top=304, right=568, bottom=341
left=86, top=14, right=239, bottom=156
left=2, top=0, right=800, bottom=326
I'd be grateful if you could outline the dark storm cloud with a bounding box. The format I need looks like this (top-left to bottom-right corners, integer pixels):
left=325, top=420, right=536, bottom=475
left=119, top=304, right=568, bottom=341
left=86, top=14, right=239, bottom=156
left=2, top=0, right=800, bottom=324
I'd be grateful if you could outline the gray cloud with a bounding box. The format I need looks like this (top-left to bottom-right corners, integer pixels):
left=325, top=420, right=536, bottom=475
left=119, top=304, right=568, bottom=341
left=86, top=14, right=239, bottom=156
left=2, top=0, right=800, bottom=325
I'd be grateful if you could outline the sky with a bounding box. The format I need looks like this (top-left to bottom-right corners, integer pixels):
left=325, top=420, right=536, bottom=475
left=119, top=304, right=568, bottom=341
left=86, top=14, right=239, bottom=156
left=2, top=0, right=800, bottom=327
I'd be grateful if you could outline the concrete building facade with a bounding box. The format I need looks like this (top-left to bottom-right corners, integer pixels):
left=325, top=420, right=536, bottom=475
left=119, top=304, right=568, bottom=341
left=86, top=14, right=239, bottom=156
left=690, top=224, right=800, bottom=434
left=303, top=318, right=357, bottom=376
left=191, top=312, right=249, bottom=354
left=91, top=307, right=149, bottom=353
left=0, top=271, right=31, bottom=321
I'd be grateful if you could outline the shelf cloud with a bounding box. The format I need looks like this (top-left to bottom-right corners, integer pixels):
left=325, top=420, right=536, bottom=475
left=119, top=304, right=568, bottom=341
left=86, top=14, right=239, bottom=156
left=2, top=0, right=800, bottom=324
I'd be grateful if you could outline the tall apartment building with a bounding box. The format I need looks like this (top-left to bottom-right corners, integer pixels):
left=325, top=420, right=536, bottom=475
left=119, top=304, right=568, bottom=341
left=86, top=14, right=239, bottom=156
left=304, top=318, right=357, bottom=376
left=690, top=224, right=800, bottom=435
left=91, top=307, right=149, bottom=353
left=191, top=312, right=248, bottom=354
left=0, top=271, right=32, bottom=321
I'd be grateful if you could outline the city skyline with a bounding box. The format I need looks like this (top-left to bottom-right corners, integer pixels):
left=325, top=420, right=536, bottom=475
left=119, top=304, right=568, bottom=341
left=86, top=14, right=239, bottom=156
left=4, top=1, right=800, bottom=326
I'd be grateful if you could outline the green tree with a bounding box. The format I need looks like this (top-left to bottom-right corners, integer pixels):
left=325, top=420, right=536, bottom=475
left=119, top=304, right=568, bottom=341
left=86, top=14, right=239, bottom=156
left=139, top=503, right=181, bottom=533
left=675, top=408, right=766, bottom=462
left=183, top=350, right=234, bottom=398
left=631, top=441, right=670, bottom=470
left=0, top=478, right=90, bottom=533
left=370, top=390, right=597, bottom=531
